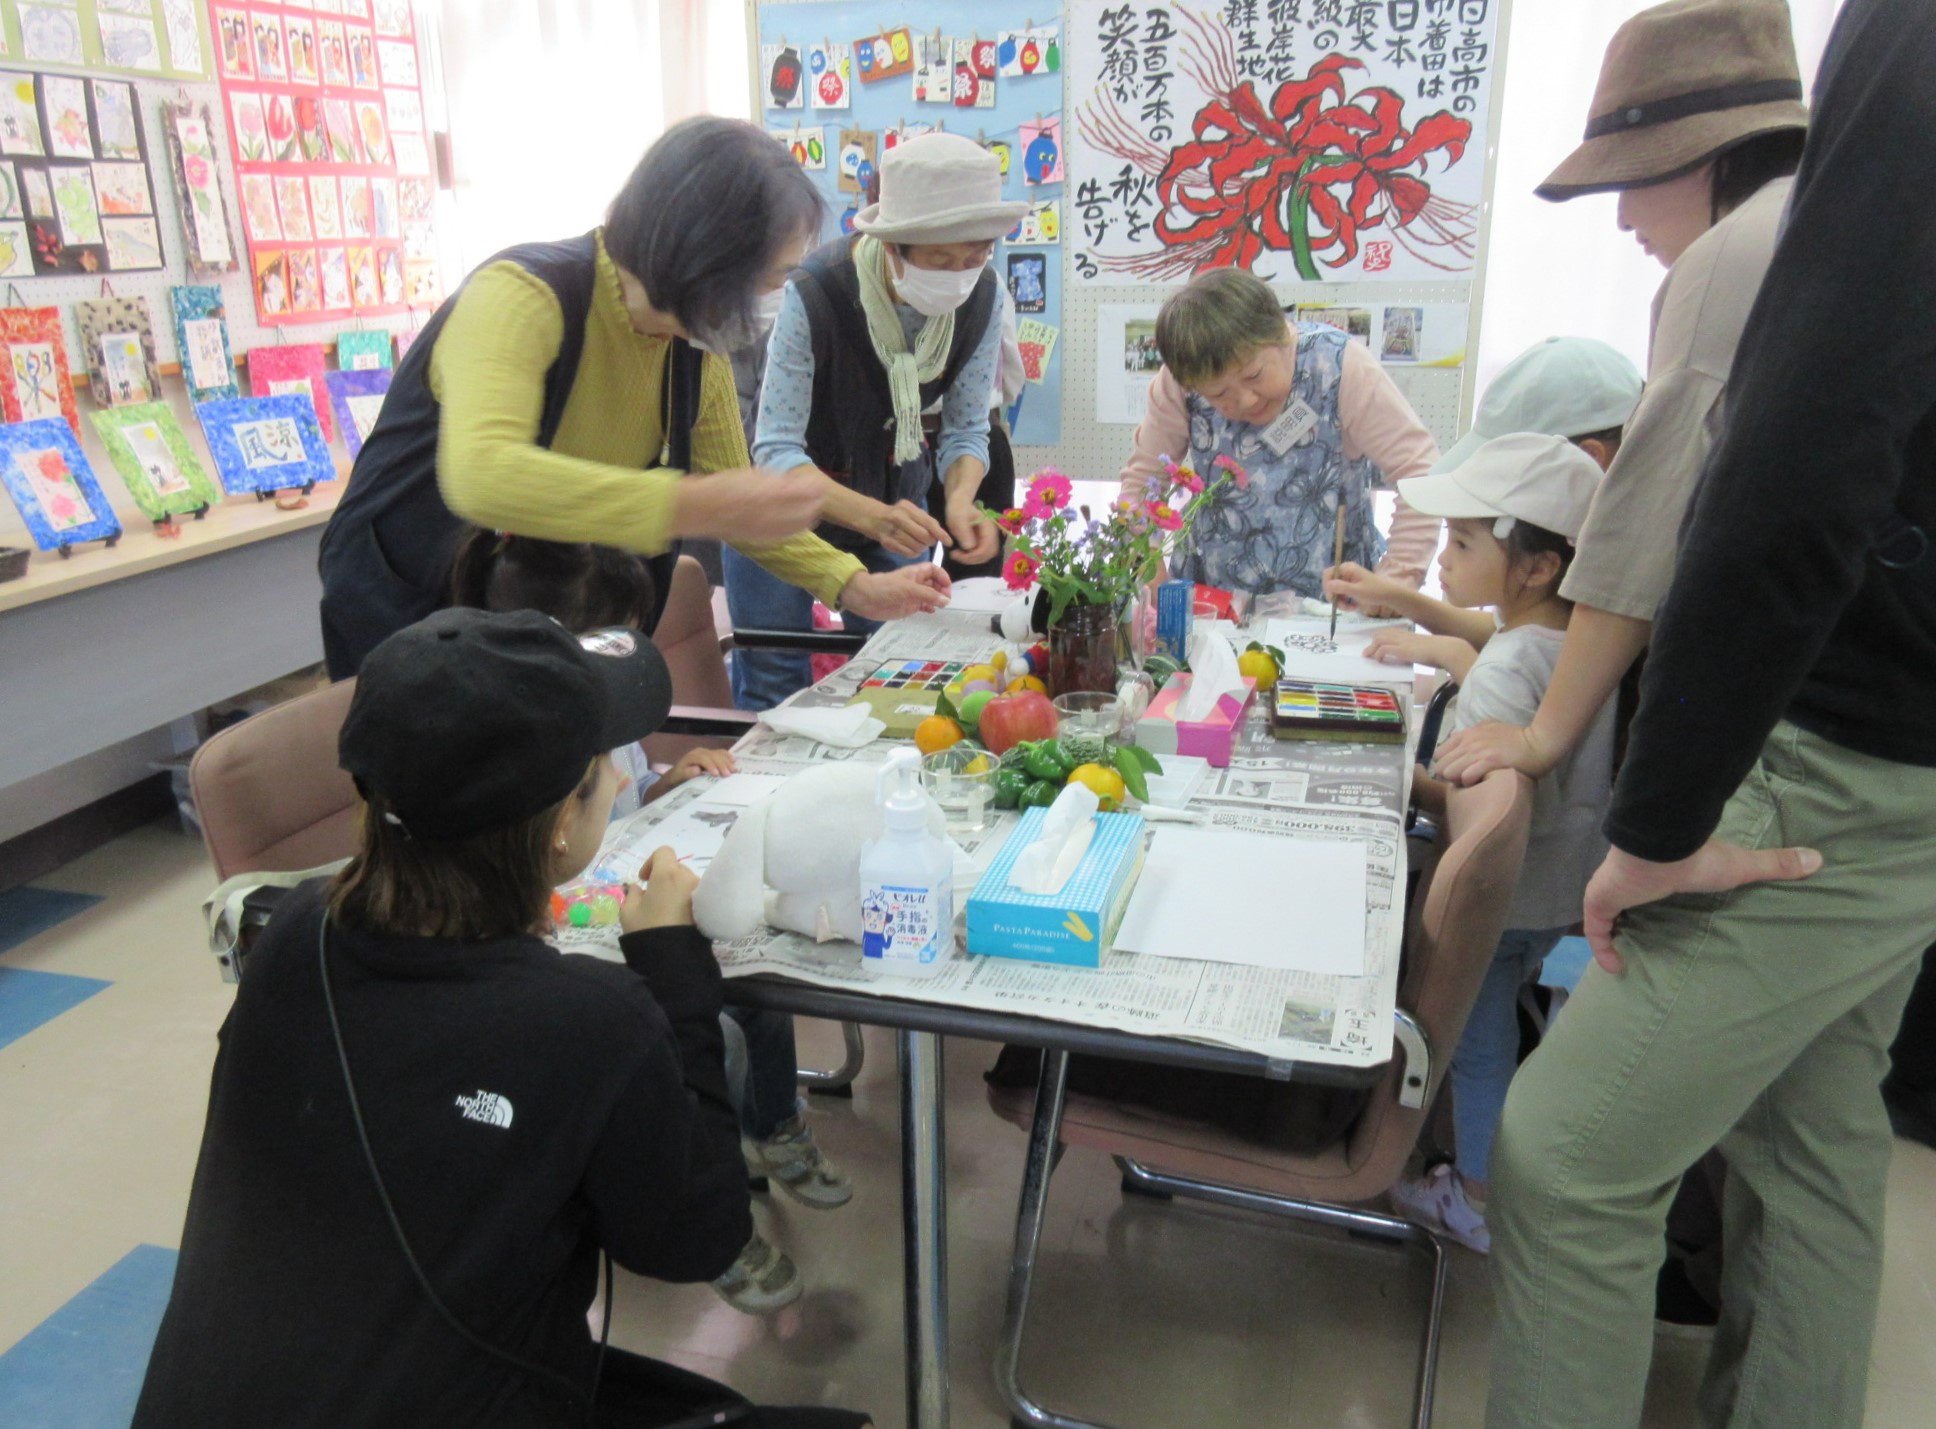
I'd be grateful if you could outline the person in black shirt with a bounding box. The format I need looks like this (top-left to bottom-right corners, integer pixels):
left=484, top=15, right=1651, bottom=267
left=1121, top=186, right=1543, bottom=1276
left=134, top=609, right=869, bottom=1428
left=1484, top=2, right=1936, bottom=1425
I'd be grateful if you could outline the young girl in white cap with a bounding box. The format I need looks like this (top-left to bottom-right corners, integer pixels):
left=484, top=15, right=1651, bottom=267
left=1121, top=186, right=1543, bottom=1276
left=1370, top=434, right=1613, bottom=1253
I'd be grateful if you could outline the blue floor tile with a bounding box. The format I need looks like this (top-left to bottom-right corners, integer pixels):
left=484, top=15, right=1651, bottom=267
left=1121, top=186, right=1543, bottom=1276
left=0, top=967, right=111, bottom=1052
left=0, top=1244, right=176, bottom=1428
left=0, top=886, right=103, bottom=956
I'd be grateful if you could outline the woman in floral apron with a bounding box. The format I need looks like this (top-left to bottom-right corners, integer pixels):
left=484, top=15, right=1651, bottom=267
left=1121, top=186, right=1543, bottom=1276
left=1120, top=267, right=1440, bottom=599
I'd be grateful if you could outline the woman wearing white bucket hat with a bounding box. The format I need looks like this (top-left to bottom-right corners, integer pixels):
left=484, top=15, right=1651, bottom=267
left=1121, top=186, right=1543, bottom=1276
left=726, top=133, right=1028, bottom=709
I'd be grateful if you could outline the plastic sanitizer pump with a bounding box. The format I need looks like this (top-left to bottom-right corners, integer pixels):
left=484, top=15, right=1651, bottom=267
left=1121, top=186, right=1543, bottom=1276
left=858, top=748, right=954, bottom=977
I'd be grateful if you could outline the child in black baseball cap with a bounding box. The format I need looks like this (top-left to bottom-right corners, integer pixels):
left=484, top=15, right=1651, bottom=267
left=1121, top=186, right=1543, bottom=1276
left=136, top=608, right=870, bottom=1429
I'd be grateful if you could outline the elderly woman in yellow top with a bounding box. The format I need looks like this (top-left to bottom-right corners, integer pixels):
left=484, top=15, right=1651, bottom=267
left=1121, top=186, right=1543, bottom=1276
left=318, top=116, right=950, bottom=677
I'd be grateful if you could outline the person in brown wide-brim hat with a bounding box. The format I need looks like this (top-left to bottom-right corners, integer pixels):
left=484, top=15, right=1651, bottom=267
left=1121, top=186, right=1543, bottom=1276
left=1536, top=0, right=1809, bottom=200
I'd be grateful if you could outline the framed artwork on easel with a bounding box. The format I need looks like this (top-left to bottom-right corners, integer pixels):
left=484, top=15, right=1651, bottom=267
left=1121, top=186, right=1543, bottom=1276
left=90, top=402, right=222, bottom=525
left=0, top=417, right=121, bottom=553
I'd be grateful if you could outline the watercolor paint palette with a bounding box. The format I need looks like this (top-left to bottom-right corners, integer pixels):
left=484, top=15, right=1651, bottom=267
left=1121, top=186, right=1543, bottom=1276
left=1271, top=679, right=1407, bottom=744
left=858, top=660, right=968, bottom=693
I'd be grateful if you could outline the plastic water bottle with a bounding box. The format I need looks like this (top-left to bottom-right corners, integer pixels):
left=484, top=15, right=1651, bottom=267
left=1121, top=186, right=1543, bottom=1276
left=858, top=748, right=954, bottom=978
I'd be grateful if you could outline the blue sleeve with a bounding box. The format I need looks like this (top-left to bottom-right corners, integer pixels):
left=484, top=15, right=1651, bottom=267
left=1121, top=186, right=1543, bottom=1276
left=750, top=282, right=817, bottom=473
left=934, top=279, right=1001, bottom=474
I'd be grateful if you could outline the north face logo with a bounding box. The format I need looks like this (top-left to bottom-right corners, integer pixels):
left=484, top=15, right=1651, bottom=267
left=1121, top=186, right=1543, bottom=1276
left=455, top=1090, right=513, bottom=1129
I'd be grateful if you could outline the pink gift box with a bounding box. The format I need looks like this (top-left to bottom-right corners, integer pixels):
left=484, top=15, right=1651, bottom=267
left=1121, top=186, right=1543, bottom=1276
left=1134, top=674, right=1257, bottom=767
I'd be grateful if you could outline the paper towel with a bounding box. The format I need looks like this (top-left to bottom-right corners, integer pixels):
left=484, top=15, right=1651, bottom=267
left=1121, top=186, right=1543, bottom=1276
left=760, top=703, right=886, bottom=748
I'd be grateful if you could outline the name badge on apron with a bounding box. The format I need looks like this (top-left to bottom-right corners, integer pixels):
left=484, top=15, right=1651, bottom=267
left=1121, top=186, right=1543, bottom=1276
left=1259, top=399, right=1320, bottom=455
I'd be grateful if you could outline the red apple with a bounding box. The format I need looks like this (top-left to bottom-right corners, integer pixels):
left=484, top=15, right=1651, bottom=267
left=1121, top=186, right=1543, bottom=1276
left=977, top=690, right=1058, bottom=755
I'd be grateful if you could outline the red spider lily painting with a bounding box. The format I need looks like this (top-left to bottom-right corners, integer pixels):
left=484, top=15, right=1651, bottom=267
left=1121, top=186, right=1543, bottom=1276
left=1076, top=4, right=1479, bottom=282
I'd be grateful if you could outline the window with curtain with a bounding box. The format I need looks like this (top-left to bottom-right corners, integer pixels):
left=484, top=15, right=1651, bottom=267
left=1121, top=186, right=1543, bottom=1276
left=1475, top=0, right=1845, bottom=395
left=433, top=0, right=750, bottom=277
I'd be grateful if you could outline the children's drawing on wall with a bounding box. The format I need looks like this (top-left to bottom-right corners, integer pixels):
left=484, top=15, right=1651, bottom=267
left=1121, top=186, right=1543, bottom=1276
left=1020, top=116, right=1062, bottom=185
left=1007, top=251, right=1046, bottom=315
left=853, top=28, right=912, bottom=84
left=808, top=42, right=851, bottom=109
left=1068, top=0, right=1497, bottom=284
left=763, top=42, right=805, bottom=109
left=998, top=27, right=1060, bottom=77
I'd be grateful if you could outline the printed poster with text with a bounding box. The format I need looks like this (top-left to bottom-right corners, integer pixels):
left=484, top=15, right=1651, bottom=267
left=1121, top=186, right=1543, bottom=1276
left=213, top=0, right=440, bottom=325
left=1067, top=0, right=1499, bottom=286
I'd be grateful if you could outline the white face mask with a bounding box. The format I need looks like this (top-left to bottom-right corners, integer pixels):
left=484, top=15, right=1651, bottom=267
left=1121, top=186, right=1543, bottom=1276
left=687, top=287, right=787, bottom=356
left=752, top=285, right=786, bottom=333
left=893, top=260, right=982, bottom=318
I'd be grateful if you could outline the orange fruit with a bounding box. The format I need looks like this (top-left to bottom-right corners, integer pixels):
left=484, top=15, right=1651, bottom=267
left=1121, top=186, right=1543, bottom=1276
left=1005, top=674, right=1048, bottom=695
left=914, top=715, right=965, bottom=755
left=1066, top=762, right=1127, bottom=812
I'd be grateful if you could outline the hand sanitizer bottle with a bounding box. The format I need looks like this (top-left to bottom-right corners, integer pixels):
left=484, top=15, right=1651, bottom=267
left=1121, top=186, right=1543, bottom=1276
left=858, top=748, right=954, bottom=978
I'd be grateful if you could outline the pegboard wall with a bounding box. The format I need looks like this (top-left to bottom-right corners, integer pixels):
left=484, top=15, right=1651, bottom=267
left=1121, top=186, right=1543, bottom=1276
left=753, top=0, right=1509, bottom=482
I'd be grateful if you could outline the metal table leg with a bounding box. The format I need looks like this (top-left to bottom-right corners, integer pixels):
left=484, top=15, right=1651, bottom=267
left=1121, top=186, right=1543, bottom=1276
left=898, top=1028, right=950, bottom=1429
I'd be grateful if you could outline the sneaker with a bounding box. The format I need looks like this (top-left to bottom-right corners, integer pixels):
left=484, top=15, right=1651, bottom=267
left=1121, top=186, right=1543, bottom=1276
left=710, top=1233, right=802, bottom=1314
left=1389, top=1163, right=1491, bottom=1254
left=753, top=1113, right=853, bottom=1210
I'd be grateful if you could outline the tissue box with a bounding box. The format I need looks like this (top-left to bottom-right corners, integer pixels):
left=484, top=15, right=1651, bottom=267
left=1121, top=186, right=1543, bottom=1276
left=966, top=809, right=1146, bottom=968
left=1134, top=673, right=1257, bottom=766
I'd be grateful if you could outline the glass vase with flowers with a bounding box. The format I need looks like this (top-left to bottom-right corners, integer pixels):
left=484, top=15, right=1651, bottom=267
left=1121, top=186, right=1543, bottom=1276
left=986, top=456, right=1240, bottom=695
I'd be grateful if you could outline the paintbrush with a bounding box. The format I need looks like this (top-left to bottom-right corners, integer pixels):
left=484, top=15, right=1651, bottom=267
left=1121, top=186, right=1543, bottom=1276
left=1328, top=498, right=1348, bottom=638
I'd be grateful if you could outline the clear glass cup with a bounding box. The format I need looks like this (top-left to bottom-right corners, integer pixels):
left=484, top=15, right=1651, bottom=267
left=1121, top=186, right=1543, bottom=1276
left=921, top=745, right=995, bottom=834
left=1053, top=691, right=1126, bottom=748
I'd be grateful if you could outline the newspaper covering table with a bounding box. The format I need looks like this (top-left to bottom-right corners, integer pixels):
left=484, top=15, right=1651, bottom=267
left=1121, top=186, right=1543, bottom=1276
left=572, top=615, right=1414, bottom=1071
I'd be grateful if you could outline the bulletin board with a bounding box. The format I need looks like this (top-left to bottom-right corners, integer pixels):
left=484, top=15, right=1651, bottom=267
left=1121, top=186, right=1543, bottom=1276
left=750, top=0, right=1068, bottom=448
left=0, top=0, right=212, bottom=84
left=756, top=1, right=1513, bottom=483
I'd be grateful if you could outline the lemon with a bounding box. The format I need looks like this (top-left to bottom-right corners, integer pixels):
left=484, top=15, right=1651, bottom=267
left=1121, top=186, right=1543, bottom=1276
left=1066, top=763, right=1128, bottom=812
left=1237, top=648, right=1280, bottom=687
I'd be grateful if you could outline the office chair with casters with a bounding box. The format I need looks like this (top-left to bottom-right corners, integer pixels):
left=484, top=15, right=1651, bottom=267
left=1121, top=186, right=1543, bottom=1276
left=985, top=768, right=1535, bottom=1429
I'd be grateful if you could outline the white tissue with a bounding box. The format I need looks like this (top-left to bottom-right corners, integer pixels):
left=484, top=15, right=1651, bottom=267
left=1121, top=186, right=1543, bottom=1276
left=1009, top=783, right=1100, bottom=895
left=759, top=703, right=885, bottom=748
left=1178, top=627, right=1245, bottom=721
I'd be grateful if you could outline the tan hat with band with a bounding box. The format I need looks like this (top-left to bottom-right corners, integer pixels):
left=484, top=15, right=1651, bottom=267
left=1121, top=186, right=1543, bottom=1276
left=853, top=132, right=1030, bottom=244
left=1537, top=0, right=1808, bottom=201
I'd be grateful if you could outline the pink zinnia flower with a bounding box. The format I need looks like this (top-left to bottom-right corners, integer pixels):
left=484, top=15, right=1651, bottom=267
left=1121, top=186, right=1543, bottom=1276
left=1026, top=469, right=1072, bottom=514
left=1213, top=454, right=1250, bottom=490
left=1002, top=550, right=1038, bottom=590
left=1171, top=462, right=1204, bottom=494
left=1147, top=500, right=1183, bottom=531
left=995, top=506, right=1028, bottom=535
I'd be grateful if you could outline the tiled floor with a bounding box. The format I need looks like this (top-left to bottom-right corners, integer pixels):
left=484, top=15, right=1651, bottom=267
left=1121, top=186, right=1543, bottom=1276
left=3, top=820, right=1934, bottom=1427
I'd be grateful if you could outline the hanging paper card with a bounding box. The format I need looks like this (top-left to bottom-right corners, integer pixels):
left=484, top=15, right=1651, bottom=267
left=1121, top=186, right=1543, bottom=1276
left=169, top=284, right=239, bottom=401
left=252, top=13, right=287, bottom=80
left=161, top=0, right=206, bottom=78
left=881, top=121, right=933, bottom=152
left=253, top=249, right=290, bottom=317
left=0, top=77, right=45, bottom=157
left=162, top=101, right=236, bottom=274
left=1009, top=199, right=1060, bottom=246
left=90, top=402, right=220, bottom=520
left=374, top=38, right=416, bottom=88
left=347, top=25, right=378, bottom=88
left=853, top=29, right=912, bottom=83
left=347, top=246, right=376, bottom=308
left=196, top=393, right=334, bottom=495
left=325, top=366, right=391, bottom=458
left=1021, top=118, right=1063, bottom=185
left=97, top=13, right=165, bottom=74
left=762, top=43, right=805, bottom=110
left=42, top=76, right=93, bottom=161
left=0, top=418, right=120, bottom=551
left=75, top=296, right=160, bottom=408
left=1016, top=319, right=1059, bottom=383
left=265, top=94, right=301, bottom=162
left=288, top=248, right=321, bottom=313
left=0, top=223, right=32, bottom=276
left=952, top=38, right=995, bottom=108
left=92, top=161, right=150, bottom=216
left=769, top=126, right=825, bottom=170
left=215, top=9, right=254, bottom=79
left=1007, top=252, right=1047, bottom=314
left=372, top=0, right=414, bottom=40
left=230, top=91, right=269, bottom=162
left=0, top=305, right=79, bottom=434
left=984, top=138, right=1012, bottom=179
left=319, top=247, right=349, bottom=310
left=910, top=33, right=953, bottom=105
left=295, top=94, right=328, bottom=160
left=274, top=175, right=312, bottom=240
left=323, top=97, right=358, bottom=163
left=392, top=326, right=418, bottom=365
left=90, top=81, right=141, bottom=160
left=998, top=27, right=1061, bottom=78
left=247, top=342, right=334, bottom=441
left=309, top=175, right=342, bottom=239
left=836, top=127, right=876, bottom=197
left=353, top=101, right=390, bottom=165
left=320, top=21, right=352, bottom=85
left=286, top=16, right=320, bottom=84
left=376, top=246, right=402, bottom=305
left=239, top=173, right=279, bottom=241
left=101, top=216, right=161, bottom=270
left=808, top=42, right=850, bottom=110
left=335, top=328, right=391, bottom=371
left=20, top=7, right=84, bottom=69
